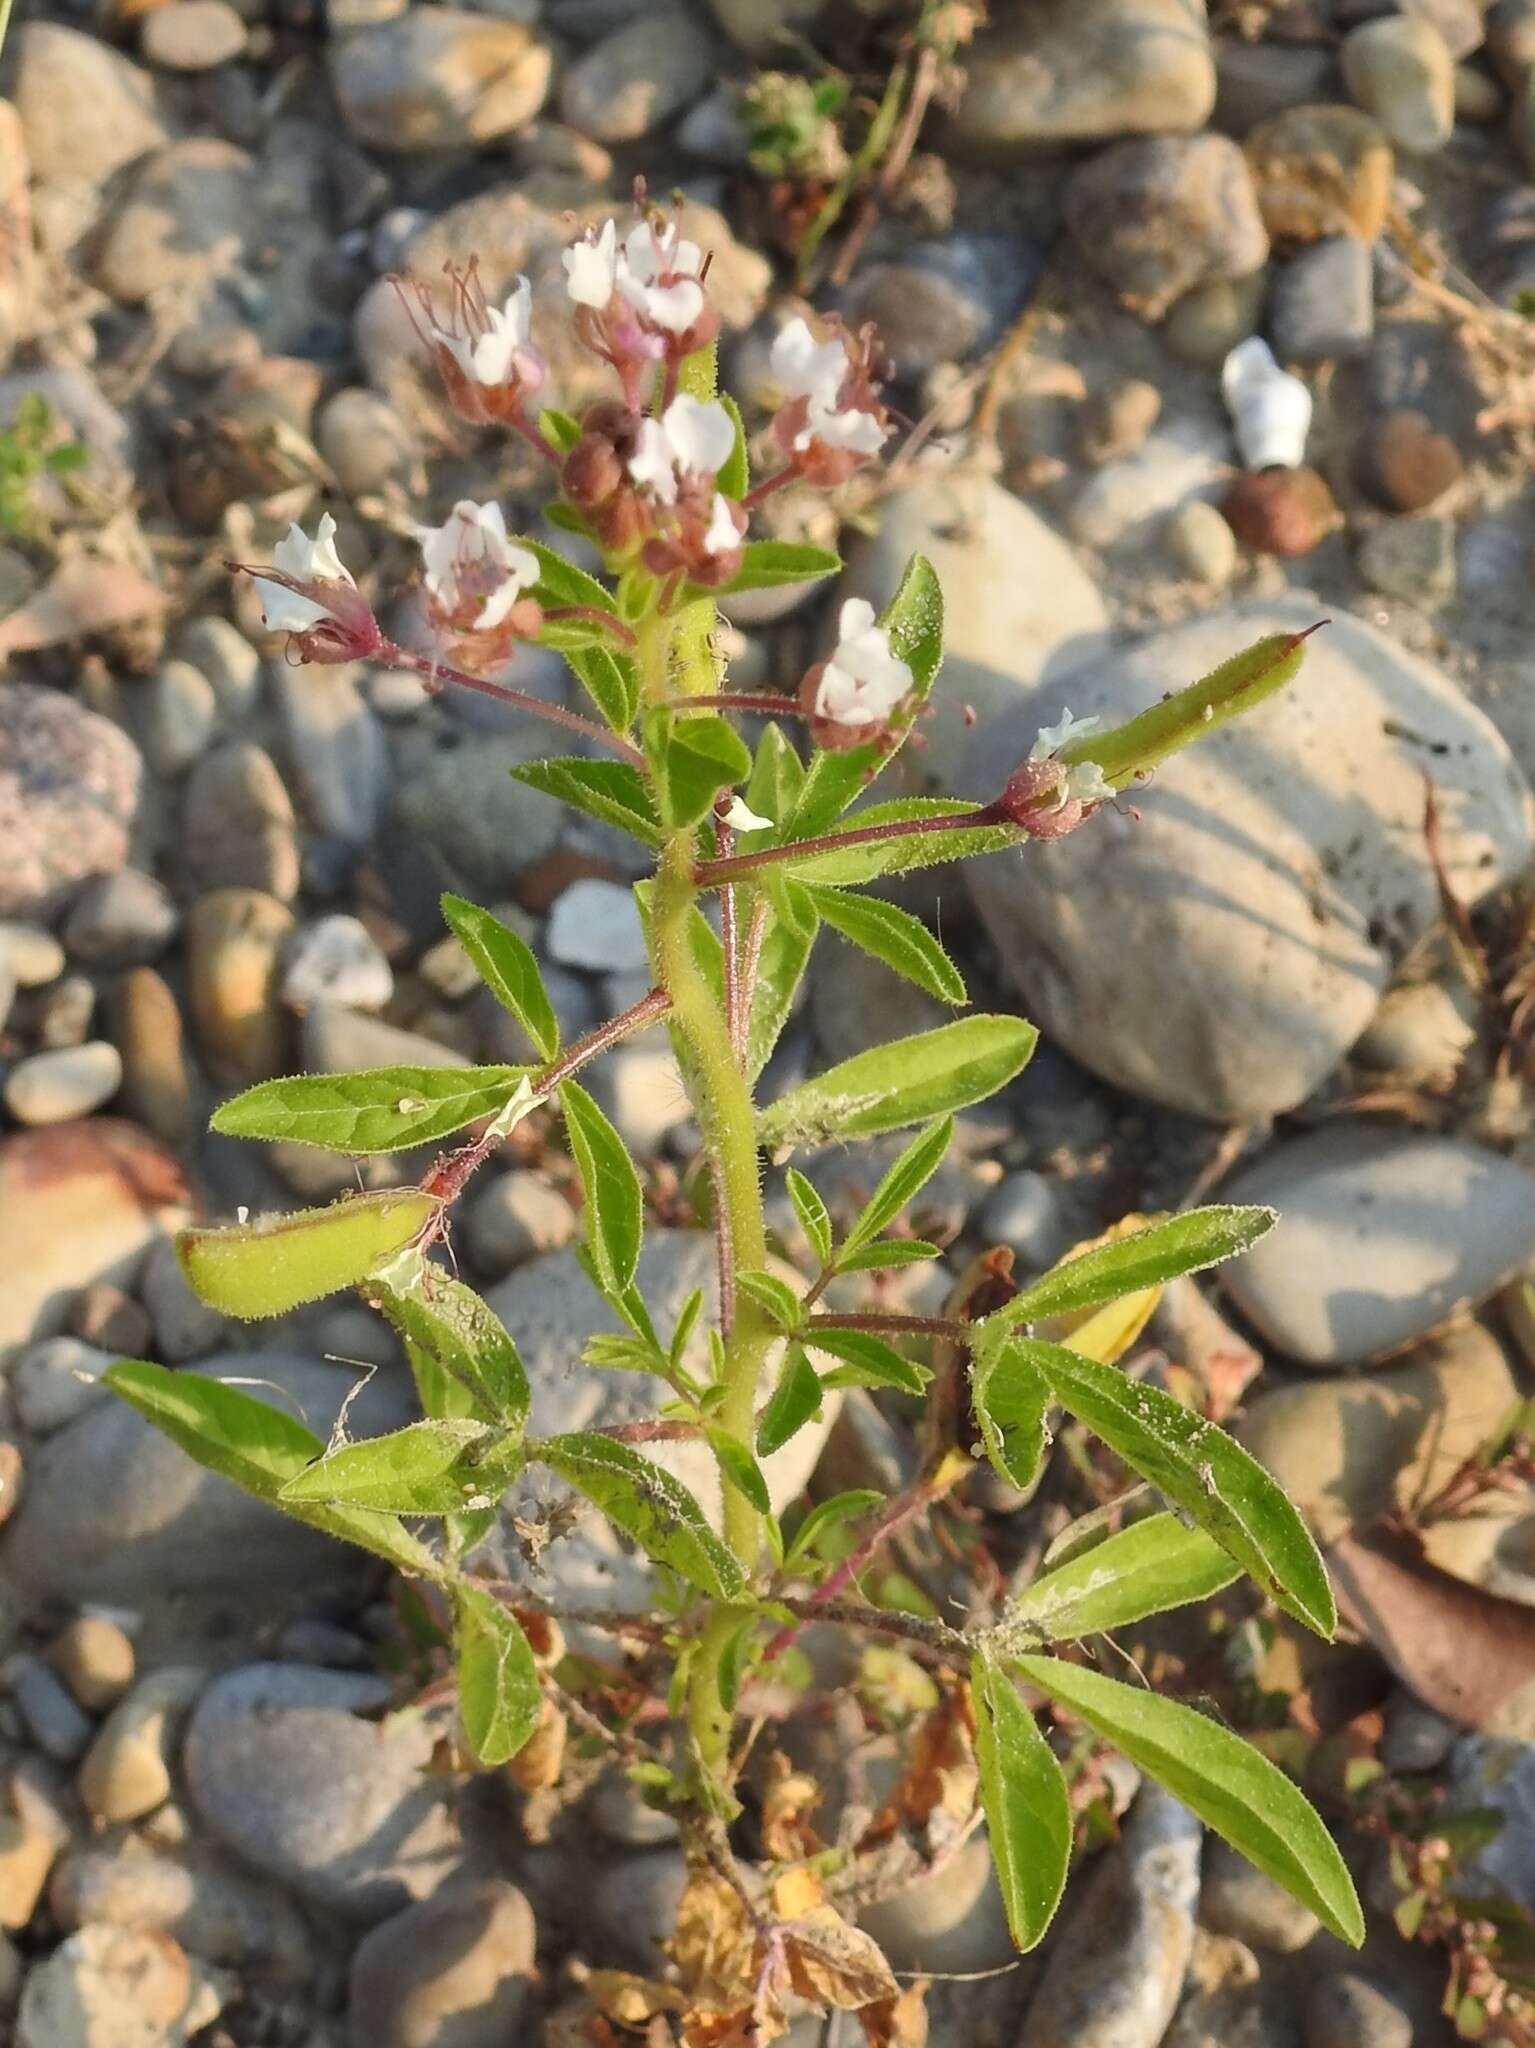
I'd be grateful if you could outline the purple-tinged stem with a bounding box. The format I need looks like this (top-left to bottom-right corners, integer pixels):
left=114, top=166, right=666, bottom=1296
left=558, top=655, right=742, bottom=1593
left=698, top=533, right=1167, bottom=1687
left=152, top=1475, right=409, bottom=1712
left=541, top=605, right=637, bottom=649
left=376, top=636, right=646, bottom=768
left=694, top=802, right=1002, bottom=888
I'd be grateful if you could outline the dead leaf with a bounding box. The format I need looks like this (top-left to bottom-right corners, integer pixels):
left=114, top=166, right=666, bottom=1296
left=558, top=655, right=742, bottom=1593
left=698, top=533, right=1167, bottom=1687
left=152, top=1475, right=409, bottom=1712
left=586, top=1972, right=687, bottom=2029
left=782, top=1907, right=900, bottom=2010
left=760, top=1764, right=823, bottom=1863
left=1329, top=1529, right=1535, bottom=1735
left=861, top=1982, right=930, bottom=2048
left=506, top=1696, right=566, bottom=1792
left=0, top=554, right=164, bottom=654
left=864, top=1686, right=978, bottom=1846
left=769, top=1866, right=824, bottom=1920
left=669, top=1873, right=757, bottom=2009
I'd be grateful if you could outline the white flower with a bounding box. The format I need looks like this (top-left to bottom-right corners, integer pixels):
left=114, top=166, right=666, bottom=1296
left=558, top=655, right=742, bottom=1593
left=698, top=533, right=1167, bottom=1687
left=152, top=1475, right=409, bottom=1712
left=720, top=795, right=772, bottom=832
left=563, top=219, right=618, bottom=308
left=415, top=500, right=539, bottom=629
left=771, top=316, right=847, bottom=409
left=254, top=514, right=354, bottom=633
left=814, top=598, right=912, bottom=728
left=1029, top=707, right=1113, bottom=808
left=616, top=220, right=705, bottom=334
left=439, top=277, right=533, bottom=387
left=627, top=394, right=736, bottom=503
left=803, top=398, right=888, bottom=457
left=702, top=491, right=742, bottom=557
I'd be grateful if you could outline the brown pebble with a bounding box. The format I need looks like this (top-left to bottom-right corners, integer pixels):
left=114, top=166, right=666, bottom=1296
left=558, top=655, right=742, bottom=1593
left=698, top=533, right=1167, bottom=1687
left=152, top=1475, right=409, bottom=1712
left=1222, top=466, right=1341, bottom=556
left=69, top=1282, right=151, bottom=1357
left=1356, top=407, right=1464, bottom=513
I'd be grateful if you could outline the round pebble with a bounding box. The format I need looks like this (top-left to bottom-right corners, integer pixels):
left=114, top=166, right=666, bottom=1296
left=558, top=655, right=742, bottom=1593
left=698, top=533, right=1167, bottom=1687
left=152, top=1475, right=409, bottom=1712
left=62, top=869, right=178, bottom=968
left=1355, top=407, right=1464, bottom=512
left=0, top=923, right=64, bottom=987
left=281, top=914, right=394, bottom=1013
left=48, top=1615, right=135, bottom=1715
left=141, top=0, right=248, bottom=68
left=1166, top=498, right=1238, bottom=585
left=1305, top=1972, right=1413, bottom=2048
left=3, top=1042, right=123, bottom=1125
left=1343, top=15, right=1457, bottom=154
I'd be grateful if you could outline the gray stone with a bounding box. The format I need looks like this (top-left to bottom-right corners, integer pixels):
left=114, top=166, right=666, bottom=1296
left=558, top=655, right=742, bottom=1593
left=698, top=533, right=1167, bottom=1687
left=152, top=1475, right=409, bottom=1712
left=3, top=1043, right=122, bottom=1127
left=184, top=742, right=301, bottom=901
left=1067, top=424, right=1229, bottom=552
left=1380, top=1692, right=1457, bottom=1773
left=302, top=1001, right=466, bottom=1075
left=951, top=0, right=1216, bottom=151
left=962, top=596, right=1535, bottom=1122
left=1448, top=1737, right=1535, bottom=1914
left=0, top=924, right=64, bottom=989
left=1343, top=15, right=1457, bottom=153
left=0, top=685, right=142, bottom=923
left=1221, top=1123, right=1535, bottom=1366
left=77, top=1667, right=205, bottom=1824
left=10, top=1337, right=118, bottom=1434
left=1357, top=512, right=1457, bottom=604
left=0, top=1353, right=412, bottom=1609
left=175, top=617, right=261, bottom=720
left=93, top=139, right=257, bottom=305
left=840, top=235, right=1042, bottom=380
left=141, top=0, right=248, bottom=67
left=140, top=1237, right=228, bottom=1364
left=1214, top=38, right=1339, bottom=134
left=706, top=0, right=822, bottom=54
left=282, top=915, right=394, bottom=1013
left=273, top=663, right=389, bottom=847
left=317, top=388, right=419, bottom=499
left=590, top=1763, right=681, bottom=1846
left=859, top=1831, right=1018, bottom=1975
left=1270, top=235, right=1375, bottom=360
left=397, top=730, right=562, bottom=894
left=464, top=1170, right=578, bottom=1278
left=979, top=1172, right=1074, bottom=1274
left=842, top=471, right=1109, bottom=793
left=330, top=12, right=553, bottom=151
left=1305, top=1972, right=1412, bottom=2048
left=1200, top=1837, right=1320, bottom=1952
left=17, top=1925, right=226, bottom=2048
left=558, top=7, right=714, bottom=142
left=183, top=1663, right=461, bottom=1922
left=347, top=1881, right=536, bottom=2048
left=51, top=1842, right=311, bottom=1977
left=3, top=1654, right=94, bottom=1761
left=63, top=870, right=178, bottom=968
left=1064, top=133, right=1269, bottom=322
left=547, top=878, right=648, bottom=974
left=1166, top=497, right=1239, bottom=585
left=591, top=1039, right=693, bottom=1156
left=48, top=1616, right=135, bottom=1715
left=1020, top=1788, right=1202, bottom=2048
left=590, top=1849, right=688, bottom=1972
left=13, top=24, right=166, bottom=186
left=141, top=660, right=218, bottom=778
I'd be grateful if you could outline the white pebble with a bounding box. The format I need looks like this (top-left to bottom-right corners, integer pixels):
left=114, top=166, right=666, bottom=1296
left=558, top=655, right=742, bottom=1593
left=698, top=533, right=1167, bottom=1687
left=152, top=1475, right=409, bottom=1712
left=281, top=915, right=394, bottom=1013
left=4, top=1041, right=123, bottom=1124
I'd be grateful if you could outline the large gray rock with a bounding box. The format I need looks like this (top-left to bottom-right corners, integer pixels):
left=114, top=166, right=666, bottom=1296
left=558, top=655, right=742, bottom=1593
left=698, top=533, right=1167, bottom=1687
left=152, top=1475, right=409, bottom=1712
left=347, top=1881, right=536, bottom=2048
left=842, top=471, right=1110, bottom=793
left=0, top=1353, right=412, bottom=1609
left=330, top=11, right=552, bottom=152
left=13, top=24, right=167, bottom=187
left=558, top=7, right=714, bottom=143
left=397, top=729, right=562, bottom=896
left=1220, top=1123, right=1535, bottom=1366
left=963, top=596, right=1535, bottom=1121
left=951, top=0, right=1216, bottom=153
left=0, top=685, right=143, bottom=922
left=93, top=139, right=256, bottom=305
left=183, top=1663, right=460, bottom=1922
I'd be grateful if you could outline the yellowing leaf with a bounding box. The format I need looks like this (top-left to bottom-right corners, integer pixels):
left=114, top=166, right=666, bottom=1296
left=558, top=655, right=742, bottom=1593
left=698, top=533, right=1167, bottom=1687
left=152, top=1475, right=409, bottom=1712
left=782, top=1908, right=899, bottom=2010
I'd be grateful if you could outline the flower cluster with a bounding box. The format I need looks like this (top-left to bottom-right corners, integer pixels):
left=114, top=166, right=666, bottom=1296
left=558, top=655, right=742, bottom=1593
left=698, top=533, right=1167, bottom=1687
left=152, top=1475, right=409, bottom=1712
left=997, top=709, right=1114, bottom=838
left=563, top=391, right=746, bottom=588
left=400, top=265, right=546, bottom=430
left=770, top=315, right=892, bottom=486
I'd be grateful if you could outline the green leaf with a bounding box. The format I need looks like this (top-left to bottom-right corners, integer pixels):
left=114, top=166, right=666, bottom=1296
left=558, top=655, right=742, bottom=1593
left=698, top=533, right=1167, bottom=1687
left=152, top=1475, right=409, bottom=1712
left=711, top=540, right=841, bottom=596
left=211, top=1064, right=535, bottom=1153
left=786, top=798, right=1024, bottom=889
left=455, top=1582, right=542, bottom=1764
left=985, top=1207, right=1277, bottom=1338
left=679, top=339, right=718, bottom=400
left=745, top=724, right=805, bottom=834
left=972, top=1651, right=1072, bottom=1952
left=809, top=1328, right=930, bottom=1396
left=834, top=1240, right=941, bottom=1273
left=704, top=1426, right=771, bottom=1515
left=784, top=1169, right=833, bottom=1266
left=537, top=1432, right=745, bottom=1598
left=806, top=887, right=966, bottom=1007
left=279, top=1417, right=523, bottom=1514
left=561, top=1080, right=644, bottom=1296
left=970, top=1330, right=1052, bottom=1492
left=1013, top=1653, right=1364, bottom=1947
left=177, top=1191, right=439, bottom=1319
left=759, top=1016, right=1038, bottom=1151
left=717, top=393, right=749, bottom=500
left=520, top=536, right=624, bottom=651
left=783, top=1489, right=882, bottom=1572
left=745, top=896, right=819, bottom=1082
left=737, top=1268, right=802, bottom=1331
left=842, top=1117, right=954, bottom=1257
left=757, top=1345, right=825, bottom=1457
left=511, top=757, right=662, bottom=847
left=365, top=1257, right=530, bottom=1431
left=440, top=894, right=560, bottom=1062
left=566, top=645, right=640, bottom=732
left=647, top=711, right=753, bottom=829
left=103, top=1361, right=437, bottom=1578
left=538, top=407, right=582, bottom=455
left=1002, top=1513, right=1240, bottom=1641
left=1013, top=1338, right=1335, bottom=1636
left=1076, top=629, right=1315, bottom=792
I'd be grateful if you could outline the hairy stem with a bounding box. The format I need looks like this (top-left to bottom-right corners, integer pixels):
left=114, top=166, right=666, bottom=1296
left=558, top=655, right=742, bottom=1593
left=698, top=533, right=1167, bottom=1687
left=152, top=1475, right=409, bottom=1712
left=377, top=636, right=646, bottom=768
left=694, top=802, right=1003, bottom=888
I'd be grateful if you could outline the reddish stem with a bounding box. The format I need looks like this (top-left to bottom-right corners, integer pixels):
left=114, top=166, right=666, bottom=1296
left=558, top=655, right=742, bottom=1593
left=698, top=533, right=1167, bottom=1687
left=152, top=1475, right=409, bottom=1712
left=541, top=605, right=637, bottom=649
left=679, top=693, right=809, bottom=719
left=762, top=1465, right=954, bottom=1662
left=808, top=1311, right=971, bottom=1340
left=377, top=636, right=645, bottom=768
left=741, top=469, right=798, bottom=511
left=694, top=803, right=1002, bottom=888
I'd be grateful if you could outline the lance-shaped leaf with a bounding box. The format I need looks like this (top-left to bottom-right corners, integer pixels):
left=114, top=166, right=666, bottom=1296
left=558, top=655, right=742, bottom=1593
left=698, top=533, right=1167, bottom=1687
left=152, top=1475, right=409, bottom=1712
left=806, top=887, right=966, bottom=1007
left=565, top=645, right=640, bottom=731
left=455, top=1582, right=542, bottom=1764
left=757, top=1345, right=824, bottom=1457
left=211, top=1064, right=535, bottom=1153
left=440, top=894, right=560, bottom=1062
left=177, top=1190, right=438, bottom=1319
left=519, top=536, right=627, bottom=654
left=784, top=799, right=1023, bottom=890
left=810, top=1327, right=930, bottom=1395
left=717, top=393, right=749, bottom=500
left=759, top=1016, right=1037, bottom=1151
left=1065, top=628, right=1317, bottom=792
left=1014, top=1338, right=1335, bottom=1637
left=366, top=1255, right=530, bottom=1430
left=784, top=1169, right=833, bottom=1266
left=745, top=896, right=820, bottom=1082
left=999, top=1513, right=1240, bottom=1643
left=704, top=1426, right=771, bottom=1515
left=647, top=710, right=753, bottom=829
left=103, top=1360, right=437, bottom=1578
left=842, top=1116, right=954, bottom=1257
left=970, top=1328, right=1052, bottom=1492
left=709, top=540, right=841, bottom=596
left=972, top=1651, right=1072, bottom=1952
left=745, top=722, right=805, bottom=830
left=561, top=1080, right=644, bottom=1296
left=536, top=1432, right=745, bottom=1598
left=280, top=1417, right=524, bottom=1514
left=1014, top=1653, right=1364, bottom=1947
left=983, top=1207, right=1277, bottom=1339
left=511, top=758, right=662, bottom=847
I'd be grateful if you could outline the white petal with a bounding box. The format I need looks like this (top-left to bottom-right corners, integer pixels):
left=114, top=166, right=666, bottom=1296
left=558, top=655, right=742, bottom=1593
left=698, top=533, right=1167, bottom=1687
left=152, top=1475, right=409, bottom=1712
left=503, top=276, right=532, bottom=346
left=563, top=221, right=617, bottom=307
left=503, top=541, right=541, bottom=593
left=721, top=795, right=773, bottom=832
left=1065, top=760, right=1114, bottom=807
left=476, top=580, right=522, bottom=630
left=623, top=275, right=705, bottom=335
left=702, top=492, right=741, bottom=557
left=836, top=598, right=877, bottom=644
left=628, top=417, right=680, bottom=503
left=271, top=520, right=317, bottom=580
left=466, top=315, right=518, bottom=386
left=1030, top=708, right=1101, bottom=760
left=664, top=394, right=735, bottom=478
left=622, top=220, right=660, bottom=285
left=814, top=658, right=881, bottom=727
left=254, top=577, right=330, bottom=633
left=806, top=399, right=888, bottom=456
left=771, top=317, right=846, bottom=404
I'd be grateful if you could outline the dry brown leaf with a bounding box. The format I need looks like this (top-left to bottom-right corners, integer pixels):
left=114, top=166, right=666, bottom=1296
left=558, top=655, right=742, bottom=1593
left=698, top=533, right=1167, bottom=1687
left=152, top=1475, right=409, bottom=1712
left=782, top=1907, right=900, bottom=2010
left=669, top=1872, right=757, bottom=2009
left=1329, top=1529, right=1535, bottom=1735
left=760, top=1765, right=823, bottom=1862
left=0, top=555, right=164, bottom=653
left=861, top=1982, right=930, bottom=2048
left=865, top=1685, right=978, bottom=1845
left=769, top=1866, right=824, bottom=1920
left=506, top=1696, right=566, bottom=1792
left=680, top=2009, right=773, bottom=2048
left=585, top=1972, right=687, bottom=2029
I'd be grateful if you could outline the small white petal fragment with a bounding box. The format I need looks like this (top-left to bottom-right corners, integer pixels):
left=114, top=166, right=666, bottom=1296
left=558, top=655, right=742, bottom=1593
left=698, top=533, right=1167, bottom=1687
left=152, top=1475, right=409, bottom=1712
left=1221, top=337, right=1312, bottom=471
left=720, top=795, right=773, bottom=832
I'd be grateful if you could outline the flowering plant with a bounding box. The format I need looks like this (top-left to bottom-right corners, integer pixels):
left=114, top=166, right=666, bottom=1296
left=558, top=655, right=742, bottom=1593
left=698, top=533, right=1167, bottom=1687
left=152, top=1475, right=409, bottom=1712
left=108, top=199, right=1357, bottom=2032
